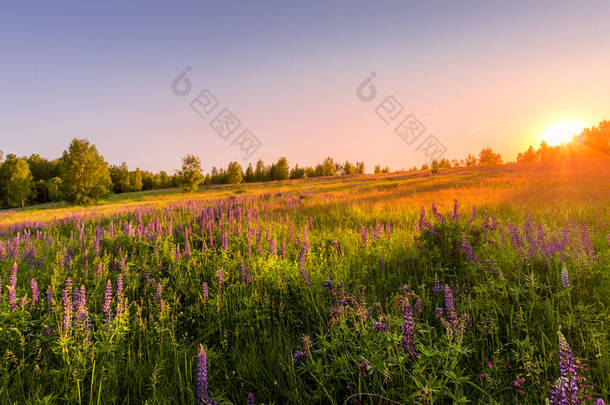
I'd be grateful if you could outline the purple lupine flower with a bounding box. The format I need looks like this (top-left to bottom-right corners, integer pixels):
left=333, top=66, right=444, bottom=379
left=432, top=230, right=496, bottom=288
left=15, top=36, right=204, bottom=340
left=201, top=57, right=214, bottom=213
left=595, top=399, right=605, bottom=405
left=96, top=262, right=102, bottom=280
left=432, top=277, right=442, bottom=294
left=103, top=280, right=113, bottom=329
left=435, top=307, right=444, bottom=318
left=196, top=344, right=210, bottom=405
left=281, top=238, right=287, bottom=259
left=62, top=278, right=73, bottom=335
left=0, top=277, right=3, bottom=306
left=561, top=267, right=570, bottom=289
left=373, top=319, right=388, bottom=332
left=246, top=267, right=253, bottom=285
left=75, top=285, right=90, bottom=339
left=247, top=393, right=255, bottom=405
left=9, top=262, right=17, bottom=289
left=432, top=202, right=445, bottom=223
left=202, top=282, right=208, bottom=305
left=222, top=232, right=228, bottom=251
left=360, top=225, right=367, bottom=245
left=217, top=268, right=223, bottom=294
left=116, top=273, right=124, bottom=302
left=461, top=236, right=481, bottom=267
left=386, top=219, right=391, bottom=237
left=30, top=278, right=39, bottom=310
left=550, top=331, right=581, bottom=405
left=269, top=239, right=277, bottom=256
left=7, top=285, right=16, bottom=311
left=444, top=285, right=458, bottom=328
left=292, top=350, right=308, bottom=364
left=298, top=247, right=311, bottom=286
left=401, top=300, right=417, bottom=358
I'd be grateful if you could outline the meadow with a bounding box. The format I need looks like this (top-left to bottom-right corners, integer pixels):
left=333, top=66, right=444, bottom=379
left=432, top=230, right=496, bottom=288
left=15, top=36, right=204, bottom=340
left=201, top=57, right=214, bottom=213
left=0, top=158, right=608, bottom=404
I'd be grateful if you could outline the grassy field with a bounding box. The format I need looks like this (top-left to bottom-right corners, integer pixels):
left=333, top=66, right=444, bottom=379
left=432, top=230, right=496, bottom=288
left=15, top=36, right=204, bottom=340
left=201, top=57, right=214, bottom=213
left=0, top=158, right=608, bottom=404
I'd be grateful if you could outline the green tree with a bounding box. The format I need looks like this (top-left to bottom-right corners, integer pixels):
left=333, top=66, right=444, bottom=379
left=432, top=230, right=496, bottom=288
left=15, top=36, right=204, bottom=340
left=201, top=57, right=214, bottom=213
left=316, top=157, right=336, bottom=176
left=465, top=154, right=478, bottom=167
left=290, top=165, right=305, bottom=179
left=270, top=157, right=289, bottom=180
left=304, top=166, right=316, bottom=178
left=6, top=158, right=34, bottom=208
left=254, top=159, right=269, bottom=182
left=177, top=154, right=204, bottom=192
left=109, top=163, right=130, bottom=193
left=46, top=177, right=63, bottom=201
left=59, top=138, right=112, bottom=204
left=374, top=165, right=382, bottom=174
left=225, top=162, right=244, bottom=184
left=244, top=163, right=255, bottom=183
left=130, top=169, right=143, bottom=192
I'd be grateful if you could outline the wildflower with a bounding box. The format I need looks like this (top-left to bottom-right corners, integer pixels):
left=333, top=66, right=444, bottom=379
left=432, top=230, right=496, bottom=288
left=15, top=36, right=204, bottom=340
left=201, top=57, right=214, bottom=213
left=240, top=262, right=246, bottom=284
left=156, top=282, right=163, bottom=304
left=373, top=319, right=388, bottom=332
left=432, top=277, right=442, bottom=294
left=298, top=247, right=311, bottom=286
left=202, top=282, right=208, bottom=305
left=360, top=360, right=371, bottom=378
left=7, top=285, right=16, bottom=311
left=561, top=266, right=570, bottom=289
left=196, top=344, right=216, bottom=405
left=401, top=300, right=417, bottom=358
left=550, top=331, right=582, bottom=405
left=247, top=393, right=255, bottom=405
left=331, top=240, right=342, bottom=257
left=30, top=278, right=39, bottom=310
left=461, top=236, right=481, bottom=267
left=292, top=350, right=307, bottom=364
left=117, top=273, right=124, bottom=302
left=360, top=226, right=367, bottom=244
left=62, top=278, right=73, bottom=335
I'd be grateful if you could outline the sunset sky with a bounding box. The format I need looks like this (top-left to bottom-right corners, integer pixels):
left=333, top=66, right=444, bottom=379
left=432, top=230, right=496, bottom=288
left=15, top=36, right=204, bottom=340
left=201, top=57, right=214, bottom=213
left=1, top=1, right=609, bottom=172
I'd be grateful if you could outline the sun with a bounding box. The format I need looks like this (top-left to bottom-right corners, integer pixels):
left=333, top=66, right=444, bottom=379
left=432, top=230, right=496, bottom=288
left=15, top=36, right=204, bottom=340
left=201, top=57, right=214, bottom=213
left=540, top=120, right=588, bottom=146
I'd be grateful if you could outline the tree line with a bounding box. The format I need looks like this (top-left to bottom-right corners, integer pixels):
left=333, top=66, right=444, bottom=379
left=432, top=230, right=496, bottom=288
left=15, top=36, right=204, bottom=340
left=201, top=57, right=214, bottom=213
left=1, top=120, right=606, bottom=208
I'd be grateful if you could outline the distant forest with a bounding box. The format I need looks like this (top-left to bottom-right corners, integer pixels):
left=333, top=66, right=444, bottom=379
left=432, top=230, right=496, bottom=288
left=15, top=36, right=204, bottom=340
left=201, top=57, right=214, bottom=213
left=0, top=120, right=608, bottom=208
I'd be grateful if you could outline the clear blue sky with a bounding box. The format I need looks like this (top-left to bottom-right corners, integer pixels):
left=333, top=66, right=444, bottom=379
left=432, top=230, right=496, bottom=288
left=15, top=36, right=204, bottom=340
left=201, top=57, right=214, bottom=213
left=1, top=1, right=609, bottom=172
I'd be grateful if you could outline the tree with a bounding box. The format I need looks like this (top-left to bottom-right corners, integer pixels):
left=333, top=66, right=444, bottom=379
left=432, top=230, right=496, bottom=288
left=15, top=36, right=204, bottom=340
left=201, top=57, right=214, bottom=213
left=130, top=169, right=143, bottom=192
left=374, top=165, right=382, bottom=174
left=27, top=154, right=58, bottom=182
left=109, top=163, right=130, bottom=193
left=0, top=154, right=18, bottom=206
left=478, top=148, right=503, bottom=165
left=269, top=157, right=289, bottom=180
left=517, top=146, right=538, bottom=163
left=177, top=154, right=204, bottom=192
left=342, top=161, right=356, bottom=175
left=254, top=160, right=269, bottom=182
left=244, top=163, right=255, bottom=182
left=6, top=158, right=34, bottom=208
left=464, top=154, right=478, bottom=167
left=316, top=157, right=336, bottom=176
left=290, top=165, right=305, bottom=179
left=355, top=162, right=365, bottom=174
left=46, top=177, right=63, bottom=201
left=59, top=139, right=112, bottom=204
left=225, top=162, right=244, bottom=184
left=304, top=167, right=316, bottom=178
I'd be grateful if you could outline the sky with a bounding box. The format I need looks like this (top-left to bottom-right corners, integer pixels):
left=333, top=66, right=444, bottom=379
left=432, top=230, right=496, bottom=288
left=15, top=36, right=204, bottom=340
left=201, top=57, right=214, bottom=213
left=1, top=0, right=609, bottom=173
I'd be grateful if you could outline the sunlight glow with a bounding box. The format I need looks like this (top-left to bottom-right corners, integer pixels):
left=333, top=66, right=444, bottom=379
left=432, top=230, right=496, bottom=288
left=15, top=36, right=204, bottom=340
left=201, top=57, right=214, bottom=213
left=541, top=120, right=588, bottom=146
